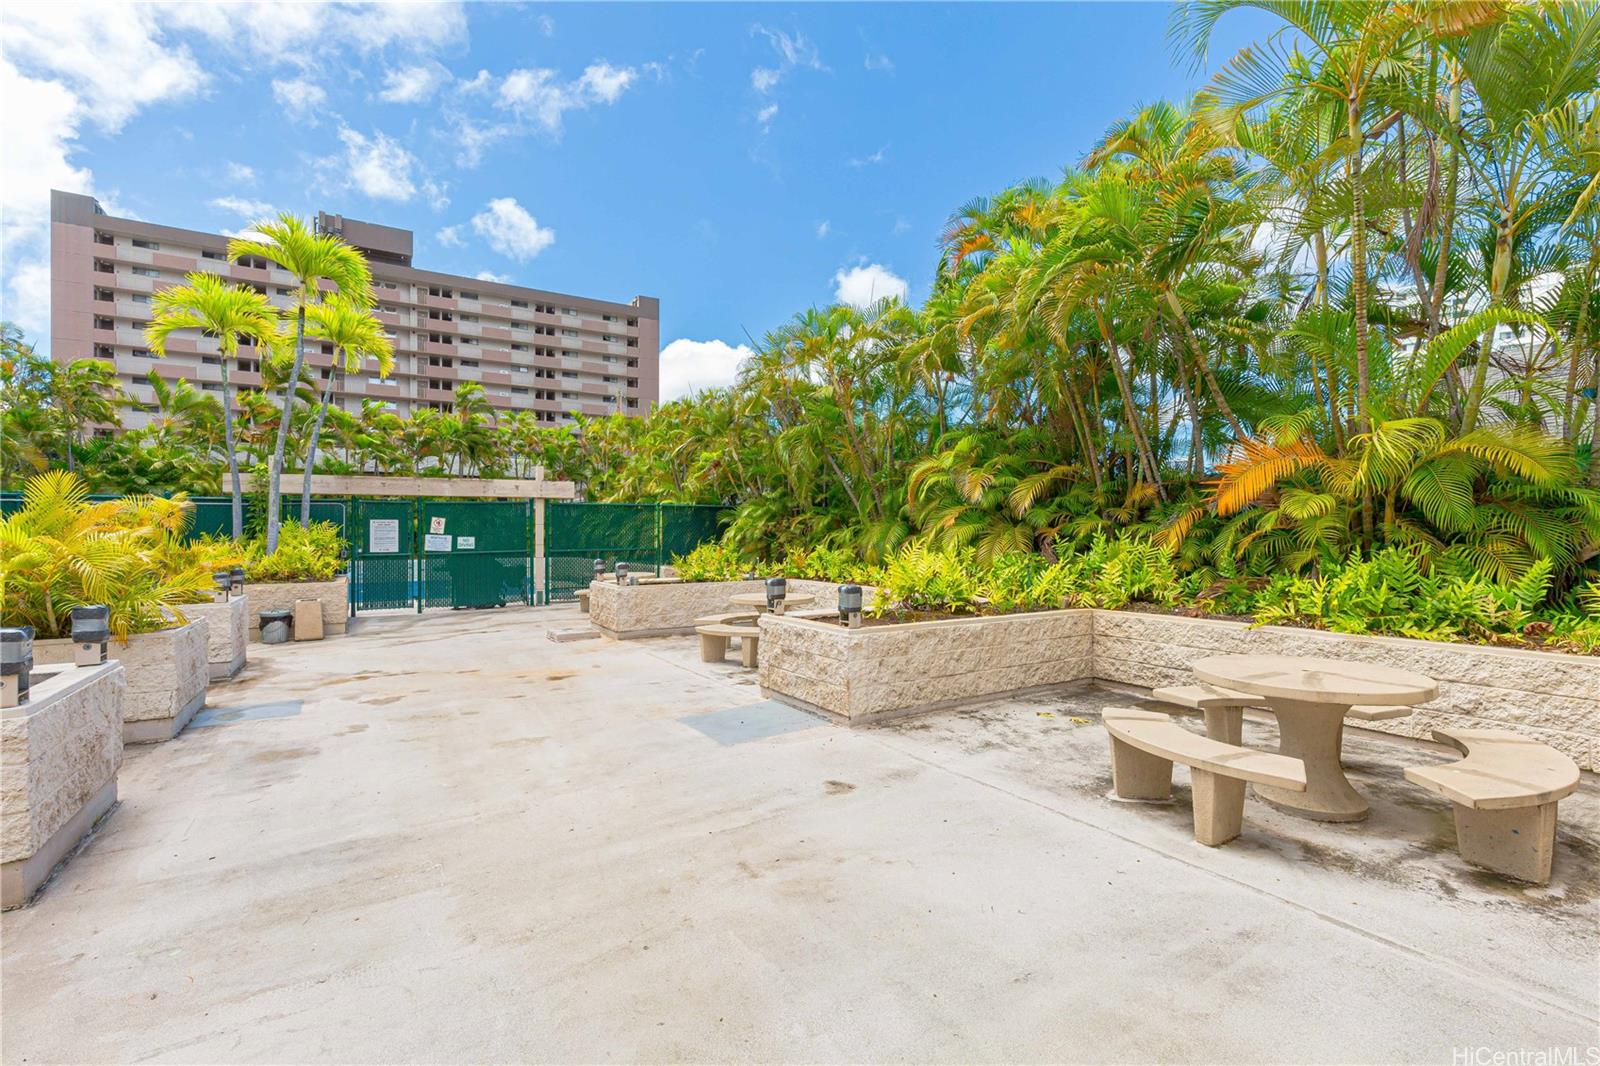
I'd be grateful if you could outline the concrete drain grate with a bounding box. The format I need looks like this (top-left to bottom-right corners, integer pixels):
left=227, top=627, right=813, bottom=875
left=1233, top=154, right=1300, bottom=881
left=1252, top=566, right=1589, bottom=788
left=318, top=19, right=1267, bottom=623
left=679, top=700, right=822, bottom=745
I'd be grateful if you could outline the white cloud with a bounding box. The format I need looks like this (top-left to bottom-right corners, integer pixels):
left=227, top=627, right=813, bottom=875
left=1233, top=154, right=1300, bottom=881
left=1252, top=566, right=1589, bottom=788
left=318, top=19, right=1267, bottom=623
left=756, top=102, right=778, bottom=131
left=436, top=225, right=464, bottom=247
left=749, top=25, right=825, bottom=94
left=475, top=270, right=511, bottom=283
left=848, top=145, right=888, bottom=167
left=422, top=178, right=450, bottom=211
left=378, top=62, right=451, bottom=104
left=496, top=61, right=638, bottom=134
left=816, top=220, right=830, bottom=238
left=865, top=52, right=894, bottom=72
left=892, top=216, right=912, bottom=235
left=471, top=198, right=555, bottom=261
left=0, top=1, right=468, bottom=348
left=833, top=262, right=908, bottom=308
left=337, top=127, right=417, bottom=201
left=272, top=77, right=328, bottom=119
left=210, top=196, right=276, bottom=218
left=536, top=14, right=555, bottom=37
left=659, top=338, right=753, bottom=400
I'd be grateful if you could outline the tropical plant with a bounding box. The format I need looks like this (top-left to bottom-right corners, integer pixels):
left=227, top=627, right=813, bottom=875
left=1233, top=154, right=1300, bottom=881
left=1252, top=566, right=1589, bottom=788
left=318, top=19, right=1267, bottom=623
left=0, top=471, right=215, bottom=640
left=147, top=272, right=282, bottom=537
left=227, top=215, right=373, bottom=553
left=300, top=292, right=393, bottom=522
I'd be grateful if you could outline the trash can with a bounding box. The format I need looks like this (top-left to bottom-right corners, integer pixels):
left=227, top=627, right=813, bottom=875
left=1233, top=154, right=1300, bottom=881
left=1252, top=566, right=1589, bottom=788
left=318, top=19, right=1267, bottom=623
left=259, top=609, right=293, bottom=645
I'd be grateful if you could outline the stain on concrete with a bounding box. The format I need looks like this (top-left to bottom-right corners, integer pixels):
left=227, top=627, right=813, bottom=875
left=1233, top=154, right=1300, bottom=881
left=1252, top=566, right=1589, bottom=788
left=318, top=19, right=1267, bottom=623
left=823, top=780, right=856, bottom=794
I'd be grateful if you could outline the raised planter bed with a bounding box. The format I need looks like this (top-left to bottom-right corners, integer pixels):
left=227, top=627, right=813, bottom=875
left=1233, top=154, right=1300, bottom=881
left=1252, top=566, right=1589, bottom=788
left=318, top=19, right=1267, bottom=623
left=181, top=595, right=249, bottom=681
left=588, top=578, right=875, bottom=639
left=1, top=660, right=126, bottom=909
left=34, top=620, right=208, bottom=744
left=757, top=608, right=1600, bottom=769
left=758, top=609, right=1094, bottom=725
left=246, top=577, right=348, bottom=641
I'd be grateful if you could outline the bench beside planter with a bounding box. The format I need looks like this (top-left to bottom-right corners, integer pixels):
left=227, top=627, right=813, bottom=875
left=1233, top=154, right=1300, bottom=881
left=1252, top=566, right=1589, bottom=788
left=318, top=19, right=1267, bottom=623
left=1, top=661, right=126, bottom=908
left=589, top=578, right=873, bottom=639
left=180, top=595, right=249, bottom=681
left=1091, top=610, right=1600, bottom=772
left=33, top=619, right=209, bottom=744
left=758, top=609, right=1095, bottom=725
left=246, top=576, right=348, bottom=641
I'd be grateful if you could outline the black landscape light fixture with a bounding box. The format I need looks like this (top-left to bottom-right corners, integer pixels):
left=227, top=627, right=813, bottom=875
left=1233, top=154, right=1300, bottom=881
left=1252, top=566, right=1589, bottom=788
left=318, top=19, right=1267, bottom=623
left=615, top=561, right=629, bottom=585
left=2, top=626, right=35, bottom=706
left=230, top=566, right=246, bottom=593
left=213, top=571, right=232, bottom=602
left=593, top=558, right=605, bottom=581
left=766, top=576, right=787, bottom=614
left=71, top=605, right=110, bottom=667
left=838, top=584, right=863, bottom=629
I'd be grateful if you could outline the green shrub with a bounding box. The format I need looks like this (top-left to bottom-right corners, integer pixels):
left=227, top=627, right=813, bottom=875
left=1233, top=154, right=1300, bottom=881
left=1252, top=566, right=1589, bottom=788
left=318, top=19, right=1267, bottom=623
left=0, top=471, right=215, bottom=640
left=671, top=542, right=753, bottom=582
left=241, top=522, right=344, bottom=582
left=875, top=543, right=982, bottom=614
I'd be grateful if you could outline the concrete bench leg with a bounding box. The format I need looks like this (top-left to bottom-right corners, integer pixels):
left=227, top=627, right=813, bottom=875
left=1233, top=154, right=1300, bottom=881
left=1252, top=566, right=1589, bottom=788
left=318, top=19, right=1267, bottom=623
left=1108, top=737, right=1173, bottom=801
left=739, top=636, right=760, bottom=669
left=1452, top=802, right=1558, bottom=884
left=1191, top=770, right=1247, bottom=846
left=1202, top=707, right=1243, bottom=746
left=699, top=633, right=728, bottom=663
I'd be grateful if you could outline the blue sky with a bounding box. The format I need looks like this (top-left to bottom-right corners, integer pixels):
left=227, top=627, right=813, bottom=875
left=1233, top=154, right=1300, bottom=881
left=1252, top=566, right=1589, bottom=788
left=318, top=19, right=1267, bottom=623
left=1, top=1, right=1273, bottom=397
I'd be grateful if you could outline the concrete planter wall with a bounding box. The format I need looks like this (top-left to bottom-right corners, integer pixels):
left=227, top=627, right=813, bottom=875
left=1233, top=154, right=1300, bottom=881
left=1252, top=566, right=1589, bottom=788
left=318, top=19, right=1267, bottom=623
left=34, top=620, right=209, bottom=744
left=181, top=595, right=249, bottom=680
left=589, top=578, right=876, bottom=639
left=758, top=608, right=1600, bottom=769
left=246, top=577, right=348, bottom=640
left=758, top=609, right=1095, bottom=725
left=1, top=661, right=126, bottom=908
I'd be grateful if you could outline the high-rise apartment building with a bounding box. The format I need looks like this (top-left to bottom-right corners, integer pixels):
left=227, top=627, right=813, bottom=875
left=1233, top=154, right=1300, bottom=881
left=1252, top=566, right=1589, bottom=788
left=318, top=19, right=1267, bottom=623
left=49, top=190, right=659, bottom=430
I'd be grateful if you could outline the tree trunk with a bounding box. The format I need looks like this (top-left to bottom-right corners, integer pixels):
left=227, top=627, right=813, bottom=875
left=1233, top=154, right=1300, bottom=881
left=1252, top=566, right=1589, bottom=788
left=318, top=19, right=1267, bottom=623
left=1163, top=289, right=1244, bottom=439
left=1347, top=100, right=1373, bottom=436
left=1097, top=308, right=1164, bottom=499
left=221, top=357, right=243, bottom=539
left=301, top=369, right=338, bottom=525
left=267, top=303, right=307, bottom=553
left=1463, top=212, right=1513, bottom=433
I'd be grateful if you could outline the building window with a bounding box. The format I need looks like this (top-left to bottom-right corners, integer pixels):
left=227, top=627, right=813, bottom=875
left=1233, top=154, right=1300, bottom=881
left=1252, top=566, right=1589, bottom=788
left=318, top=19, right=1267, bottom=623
left=460, top=291, right=478, bottom=301
left=627, top=317, right=637, bottom=327
left=94, top=287, right=114, bottom=302
left=202, top=250, right=224, bottom=261
left=94, top=316, right=114, bottom=330
left=94, top=259, right=114, bottom=274
left=131, top=294, right=150, bottom=304
left=132, top=267, right=160, bottom=278
left=94, top=231, right=113, bottom=246
left=627, top=398, right=638, bottom=409
left=131, top=239, right=159, bottom=250
left=627, top=358, right=638, bottom=368
left=627, top=338, right=638, bottom=348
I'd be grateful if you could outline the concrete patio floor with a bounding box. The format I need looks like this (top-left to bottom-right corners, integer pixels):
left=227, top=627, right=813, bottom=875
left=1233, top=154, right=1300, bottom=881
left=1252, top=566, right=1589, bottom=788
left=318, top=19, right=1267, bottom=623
left=2, top=604, right=1596, bottom=1064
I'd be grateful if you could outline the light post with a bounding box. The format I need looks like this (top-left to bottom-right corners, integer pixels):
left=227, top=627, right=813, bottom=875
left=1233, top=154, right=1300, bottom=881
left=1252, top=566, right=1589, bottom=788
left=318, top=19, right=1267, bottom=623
left=838, top=584, right=863, bottom=629
left=70, top=606, right=110, bottom=667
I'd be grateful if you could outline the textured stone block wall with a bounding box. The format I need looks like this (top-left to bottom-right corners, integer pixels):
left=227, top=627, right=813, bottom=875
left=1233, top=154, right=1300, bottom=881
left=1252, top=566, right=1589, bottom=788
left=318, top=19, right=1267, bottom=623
left=35, top=620, right=209, bottom=742
left=1091, top=611, right=1600, bottom=770
left=759, top=610, right=1095, bottom=724
left=245, top=579, right=348, bottom=639
left=590, top=579, right=874, bottom=638
left=181, top=596, right=248, bottom=679
left=1, top=662, right=125, bottom=864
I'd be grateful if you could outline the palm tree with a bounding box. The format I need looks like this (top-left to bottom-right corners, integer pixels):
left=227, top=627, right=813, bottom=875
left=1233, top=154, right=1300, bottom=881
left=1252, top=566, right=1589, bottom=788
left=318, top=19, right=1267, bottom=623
left=227, top=215, right=372, bottom=551
left=147, top=272, right=281, bottom=537
left=301, top=293, right=394, bottom=522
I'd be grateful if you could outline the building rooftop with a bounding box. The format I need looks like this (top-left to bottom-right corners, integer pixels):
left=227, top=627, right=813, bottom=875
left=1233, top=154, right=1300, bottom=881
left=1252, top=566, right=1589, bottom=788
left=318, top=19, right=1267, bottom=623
left=1, top=606, right=1593, bottom=1062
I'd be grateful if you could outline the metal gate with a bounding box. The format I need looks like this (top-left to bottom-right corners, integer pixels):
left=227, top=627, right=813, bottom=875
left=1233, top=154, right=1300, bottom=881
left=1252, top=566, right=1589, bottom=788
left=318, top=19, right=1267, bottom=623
left=543, top=502, right=727, bottom=603
left=417, top=500, right=533, bottom=610
left=349, top=498, right=418, bottom=612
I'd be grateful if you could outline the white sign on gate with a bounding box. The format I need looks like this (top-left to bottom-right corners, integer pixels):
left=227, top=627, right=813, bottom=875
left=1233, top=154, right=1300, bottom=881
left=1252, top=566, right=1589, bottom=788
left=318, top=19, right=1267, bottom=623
left=429, top=515, right=447, bottom=535
left=368, top=518, right=400, bottom=554
left=424, top=533, right=452, bottom=552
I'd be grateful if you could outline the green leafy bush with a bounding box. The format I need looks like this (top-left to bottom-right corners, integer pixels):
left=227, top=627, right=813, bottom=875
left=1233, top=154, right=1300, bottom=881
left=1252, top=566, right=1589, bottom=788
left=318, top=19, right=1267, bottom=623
left=239, top=521, right=345, bottom=582
left=875, top=543, right=982, bottom=614
left=671, top=542, right=753, bottom=582
left=0, top=471, right=215, bottom=640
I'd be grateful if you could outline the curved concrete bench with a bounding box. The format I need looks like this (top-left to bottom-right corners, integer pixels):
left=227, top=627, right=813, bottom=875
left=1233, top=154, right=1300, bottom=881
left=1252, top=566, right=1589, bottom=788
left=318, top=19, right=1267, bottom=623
left=1103, top=706, right=1306, bottom=846
left=693, top=612, right=758, bottom=627
left=697, top=623, right=761, bottom=668
left=1404, top=728, right=1580, bottom=884
left=576, top=589, right=590, bottom=614
left=1346, top=705, right=1413, bottom=722
left=1150, top=683, right=1260, bottom=744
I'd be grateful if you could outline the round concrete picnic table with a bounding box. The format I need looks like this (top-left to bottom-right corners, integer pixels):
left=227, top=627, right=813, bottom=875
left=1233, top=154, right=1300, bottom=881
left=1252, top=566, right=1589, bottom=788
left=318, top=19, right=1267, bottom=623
left=729, top=591, right=816, bottom=614
left=1192, top=654, right=1439, bottom=823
